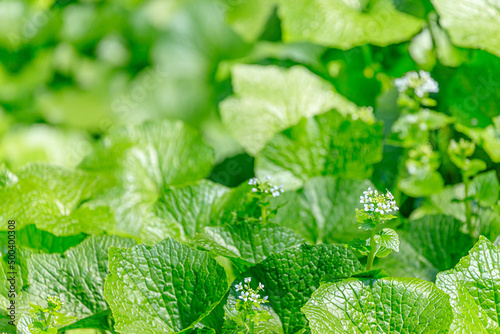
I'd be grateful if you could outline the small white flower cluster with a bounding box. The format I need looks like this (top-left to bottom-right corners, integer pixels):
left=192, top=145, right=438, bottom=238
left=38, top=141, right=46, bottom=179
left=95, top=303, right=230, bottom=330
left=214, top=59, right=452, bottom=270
left=235, top=277, right=269, bottom=304
left=248, top=177, right=284, bottom=197
left=394, top=70, right=439, bottom=97
left=360, top=187, right=399, bottom=214
left=47, top=296, right=62, bottom=309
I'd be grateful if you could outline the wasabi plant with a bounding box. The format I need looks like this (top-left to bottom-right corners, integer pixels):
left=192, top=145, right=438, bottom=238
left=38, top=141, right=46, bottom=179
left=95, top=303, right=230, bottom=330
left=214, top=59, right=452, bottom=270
left=27, top=296, right=76, bottom=334
left=448, top=138, right=487, bottom=238
left=229, top=277, right=272, bottom=333
left=391, top=70, right=451, bottom=198
left=349, top=187, right=400, bottom=270
left=248, top=177, right=284, bottom=224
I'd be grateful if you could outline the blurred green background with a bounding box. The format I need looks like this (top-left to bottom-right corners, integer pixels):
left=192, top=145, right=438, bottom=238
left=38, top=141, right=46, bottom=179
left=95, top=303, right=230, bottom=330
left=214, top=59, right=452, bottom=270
left=1, top=0, right=498, bottom=177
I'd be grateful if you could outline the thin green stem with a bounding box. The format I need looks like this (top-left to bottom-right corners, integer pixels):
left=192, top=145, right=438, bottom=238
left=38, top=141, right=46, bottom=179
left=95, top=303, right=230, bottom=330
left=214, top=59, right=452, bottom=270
left=366, top=231, right=377, bottom=271
left=261, top=205, right=267, bottom=224
left=464, top=174, right=474, bottom=239
left=45, top=313, right=53, bottom=330
left=249, top=320, right=255, bottom=334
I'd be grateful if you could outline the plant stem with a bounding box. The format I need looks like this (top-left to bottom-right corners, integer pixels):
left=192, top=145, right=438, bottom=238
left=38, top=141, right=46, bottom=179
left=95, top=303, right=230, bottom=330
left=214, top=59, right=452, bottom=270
left=261, top=205, right=267, bottom=224
left=249, top=320, right=255, bottom=334
left=464, top=174, right=474, bottom=239
left=45, top=313, right=53, bottom=330
left=366, top=231, right=377, bottom=271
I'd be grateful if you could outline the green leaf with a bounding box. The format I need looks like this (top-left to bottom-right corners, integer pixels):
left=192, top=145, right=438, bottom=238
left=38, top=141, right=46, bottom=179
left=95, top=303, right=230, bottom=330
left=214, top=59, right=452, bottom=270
left=81, top=119, right=215, bottom=184
left=0, top=224, right=86, bottom=254
left=374, top=228, right=399, bottom=252
left=0, top=125, right=92, bottom=169
left=82, top=120, right=215, bottom=240
left=403, top=215, right=473, bottom=272
left=271, top=176, right=373, bottom=243
left=375, top=239, right=439, bottom=282
left=22, top=236, right=135, bottom=330
left=374, top=245, right=392, bottom=258
left=246, top=243, right=363, bottom=333
left=470, top=170, right=500, bottom=207
left=441, top=53, right=500, bottom=128
left=256, top=112, right=383, bottom=189
left=302, top=277, right=453, bottom=333
left=0, top=164, right=18, bottom=187
left=436, top=236, right=500, bottom=332
left=0, top=164, right=116, bottom=235
left=154, top=180, right=230, bottom=239
left=104, top=238, right=228, bottom=334
left=1, top=308, right=16, bottom=334
left=398, top=171, right=445, bottom=197
left=193, top=222, right=304, bottom=271
left=431, top=0, right=500, bottom=57
left=220, top=65, right=357, bottom=156
left=348, top=238, right=371, bottom=256
left=278, top=0, right=424, bottom=49
left=221, top=0, right=276, bottom=41
left=476, top=207, right=500, bottom=242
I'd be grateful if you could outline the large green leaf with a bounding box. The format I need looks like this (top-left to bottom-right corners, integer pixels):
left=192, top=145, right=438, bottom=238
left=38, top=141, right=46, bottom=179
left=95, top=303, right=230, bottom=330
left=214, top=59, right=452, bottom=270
left=403, top=215, right=473, bottom=272
left=0, top=224, right=86, bottom=254
left=0, top=124, right=91, bottom=169
left=221, top=0, right=276, bottom=41
left=1, top=309, right=15, bottom=333
left=154, top=180, right=230, bottom=239
left=20, top=236, right=135, bottom=331
left=436, top=236, right=500, bottom=332
left=302, top=277, right=453, bottom=333
left=220, top=65, right=357, bottom=156
left=469, top=170, right=500, bottom=207
left=375, top=238, right=439, bottom=282
left=432, top=0, right=500, bottom=57
left=81, top=120, right=215, bottom=240
left=0, top=164, right=115, bottom=235
left=256, top=112, right=383, bottom=189
left=246, top=243, right=363, bottom=334
left=441, top=52, right=500, bottom=128
left=104, top=238, right=228, bottom=334
left=278, top=0, right=424, bottom=49
left=193, top=222, right=304, bottom=271
left=81, top=119, right=214, bottom=185
left=271, top=176, right=373, bottom=244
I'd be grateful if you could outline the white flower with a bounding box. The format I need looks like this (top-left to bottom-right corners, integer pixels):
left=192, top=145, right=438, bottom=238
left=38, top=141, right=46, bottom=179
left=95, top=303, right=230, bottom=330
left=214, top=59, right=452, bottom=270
left=244, top=277, right=251, bottom=283
left=235, top=282, right=243, bottom=291
left=239, top=292, right=249, bottom=301
left=360, top=187, right=398, bottom=214
left=394, top=70, right=439, bottom=97
left=252, top=188, right=258, bottom=192
left=263, top=296, right=268, bottom=301
left=250, top=294, right=259, bottom=302
left=248, top=178, right=258, bottom=185
left=258, top=282, right=264, bottom=290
